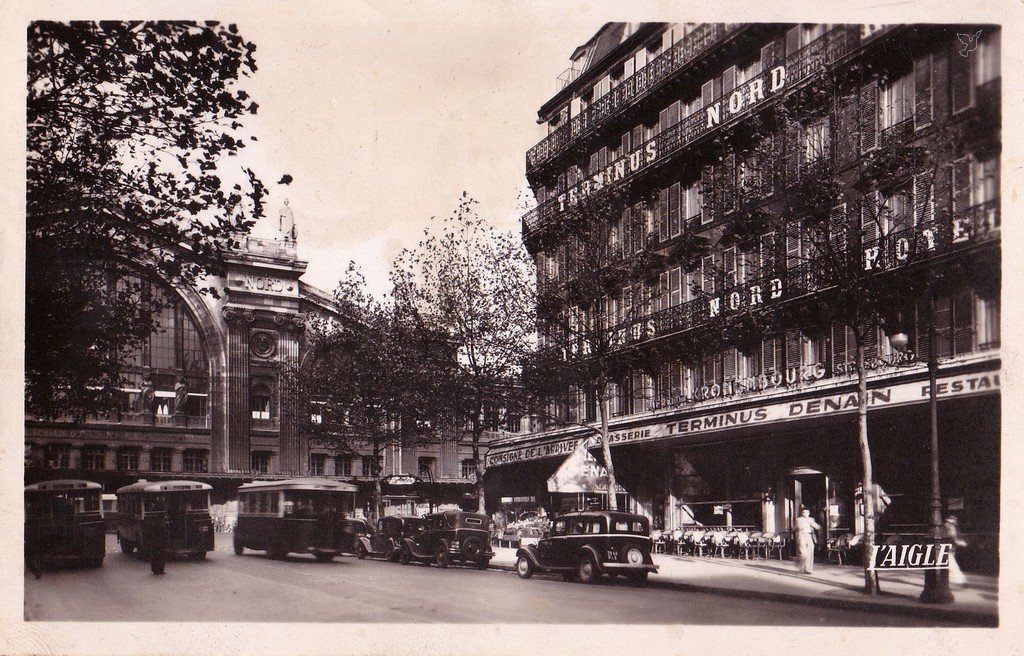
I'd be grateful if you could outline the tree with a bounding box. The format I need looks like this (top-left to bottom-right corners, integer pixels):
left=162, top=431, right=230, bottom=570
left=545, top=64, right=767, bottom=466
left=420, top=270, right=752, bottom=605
left=392, top=194, right=536, bottom=514
left=527, top=184, right=708, bottom=510
left=294, top=265, right=449, bottom=520
left=27, top=21, right=267, bottom=419
left=699, top=58, right=963, bottom=593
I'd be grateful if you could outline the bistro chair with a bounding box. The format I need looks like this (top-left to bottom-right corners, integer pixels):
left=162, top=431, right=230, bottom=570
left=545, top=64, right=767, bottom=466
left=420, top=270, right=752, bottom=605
left=651, top=529, right=665, bottom=554
left=760, top=532, right=778, bottom=559
left=826, top=533, right=851, bottom=565
left=743, top=531, right=763, bottom=559
left=672, top=529, right=685, bottom=555
left=688, top=530, right=708, bottom=557
left=732, top=530, right=749, bottom=558
left=710, top=531, right=730, bottom=557
left=766, top=532, right=786, bottom=560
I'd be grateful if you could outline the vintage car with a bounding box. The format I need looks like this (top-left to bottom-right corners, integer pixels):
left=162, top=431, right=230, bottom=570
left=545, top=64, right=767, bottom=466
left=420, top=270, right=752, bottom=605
left=356, top=515, right=426, bottom=561
left=398, top=510, right=493, bottom=569
left=515, top=510, right=658, bottom=586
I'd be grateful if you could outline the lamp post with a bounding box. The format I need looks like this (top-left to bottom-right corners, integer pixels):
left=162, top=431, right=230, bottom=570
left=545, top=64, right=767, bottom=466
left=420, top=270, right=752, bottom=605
left=885, top=301, right=953, bottom=604
left=919, top=295, right=954, bottom=603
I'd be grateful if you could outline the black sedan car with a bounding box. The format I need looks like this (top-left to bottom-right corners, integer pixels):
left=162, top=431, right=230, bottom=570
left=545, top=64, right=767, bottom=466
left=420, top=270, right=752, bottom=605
left=398, top=510, right=493, bottom=569
left=515, top=510, right=658, bottom=586
left=356, top=515, right=426, bottom=561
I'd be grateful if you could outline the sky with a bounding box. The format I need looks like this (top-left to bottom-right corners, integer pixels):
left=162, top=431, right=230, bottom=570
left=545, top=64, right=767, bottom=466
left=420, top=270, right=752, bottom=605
left=228, top=5, right=608, bottom=298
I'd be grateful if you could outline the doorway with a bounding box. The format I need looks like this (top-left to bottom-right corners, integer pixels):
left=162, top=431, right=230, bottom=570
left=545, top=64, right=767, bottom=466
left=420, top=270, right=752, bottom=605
left=788, top=467, right=828, bottom=544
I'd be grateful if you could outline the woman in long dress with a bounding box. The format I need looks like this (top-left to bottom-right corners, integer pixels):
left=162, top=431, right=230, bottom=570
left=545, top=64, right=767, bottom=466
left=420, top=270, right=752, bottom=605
left=795, top=507, right=821, bottom=574
left=943, top=516, right=967, bottom=586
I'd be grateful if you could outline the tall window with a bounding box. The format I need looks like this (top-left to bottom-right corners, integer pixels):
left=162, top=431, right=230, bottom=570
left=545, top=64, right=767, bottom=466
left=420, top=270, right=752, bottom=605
left=251, top=451, right=272, bottom=475
left=183, top=449, right=209, bottom=473
left=335, top=455, right=353, bottom=476
left=82, top=446, right=106, bottom=470
left=46, top=444, right=70, bottom=469
left=976, top=296, right=1000, bottom=349
left=361, top=455, right=382, bottom=478
left=973, top=156, right=999, bottom=205
left=151, top=448, right=172, bottom=473
left=118, top=447, right=139, bottom=471
left=881, top=72, right=914, bottom=128
left=251, top=383, right=272, bottom=420
left=803, top=117, right=830, bottom=164
left=461, top=459, right=476, bottom=479
left=418, top=457, right=437, bottom=479
left=975, top=30, right=1001, bottom=86
left=309, top=453, right=326, bottom=476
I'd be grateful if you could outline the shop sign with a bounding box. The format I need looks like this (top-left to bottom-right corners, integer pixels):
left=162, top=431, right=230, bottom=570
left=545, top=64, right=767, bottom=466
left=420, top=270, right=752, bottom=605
left=870, top=543, right=953, bottom=570
left=485, top=437, right=581, bottom=468
left=705, top=66, right=788, bottom=129
left=487, top=371, right=999, bottom=466
left=382, top=475, right=419, bottom=486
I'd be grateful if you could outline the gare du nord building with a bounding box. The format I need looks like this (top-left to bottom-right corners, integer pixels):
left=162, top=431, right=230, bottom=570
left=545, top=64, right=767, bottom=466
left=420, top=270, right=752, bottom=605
left=24, top=207, right=486, bottom=513
left=486, top=23, right=1001, bottom=570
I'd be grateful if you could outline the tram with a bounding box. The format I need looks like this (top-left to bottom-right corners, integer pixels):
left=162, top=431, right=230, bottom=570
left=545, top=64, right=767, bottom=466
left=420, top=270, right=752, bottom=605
left=24, top=479, right=106, bottom=568
left=233, top=478, right=357, bottom=561
left=115, top=480, right=214, bottom=560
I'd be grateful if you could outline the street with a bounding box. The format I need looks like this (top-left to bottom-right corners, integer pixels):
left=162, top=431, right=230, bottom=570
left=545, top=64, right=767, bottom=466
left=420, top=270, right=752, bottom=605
left=23, top=533, right=959, bottom=625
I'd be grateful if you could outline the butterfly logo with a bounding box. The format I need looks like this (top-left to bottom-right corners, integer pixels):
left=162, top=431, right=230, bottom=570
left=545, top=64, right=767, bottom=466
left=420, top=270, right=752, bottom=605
left=957, top=30, right=982, bottom=57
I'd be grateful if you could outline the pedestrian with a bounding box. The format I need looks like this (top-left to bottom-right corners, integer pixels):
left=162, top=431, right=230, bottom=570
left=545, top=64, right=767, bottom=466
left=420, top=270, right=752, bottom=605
left=942, top=515, right=968, bottom=586
left=795, top=507, right=821, bottom=574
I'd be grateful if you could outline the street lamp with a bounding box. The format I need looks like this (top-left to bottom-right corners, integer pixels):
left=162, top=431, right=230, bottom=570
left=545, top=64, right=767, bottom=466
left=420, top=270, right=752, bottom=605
left=885, top=305, right=953, bottom=604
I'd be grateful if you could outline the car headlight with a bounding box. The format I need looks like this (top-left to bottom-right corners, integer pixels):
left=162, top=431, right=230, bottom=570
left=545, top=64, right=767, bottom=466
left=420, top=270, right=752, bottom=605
left=625, top=547, right=644, bottom=565
left=450, top=541, right=460, bottom=550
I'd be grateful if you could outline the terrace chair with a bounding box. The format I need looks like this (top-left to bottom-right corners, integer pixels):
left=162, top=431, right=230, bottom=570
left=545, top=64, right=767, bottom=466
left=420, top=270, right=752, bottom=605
left=743, top=531, right=763, bottom=559
left=766, top=532, right=786, bottom=560
left=732, top=530, right=749, bottom=558
left=672, top=529, right=685, bottom=555
left=710, top=531, right=730, bottom=557
left=688, top=530, right=708, bottom=557
left=826, top=533, right=851, bottom=565
left=651, top=529, right=665, bottom=554
left=760, top=532, right=778, bottom=559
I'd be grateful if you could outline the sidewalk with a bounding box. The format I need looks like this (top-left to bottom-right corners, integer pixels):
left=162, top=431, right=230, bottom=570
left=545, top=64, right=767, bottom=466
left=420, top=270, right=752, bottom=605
left=489, top=546, right=998, bottom=625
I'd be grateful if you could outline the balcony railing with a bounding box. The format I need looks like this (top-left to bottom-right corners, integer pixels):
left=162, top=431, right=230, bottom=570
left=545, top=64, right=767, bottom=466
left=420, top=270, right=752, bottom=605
left=526, top=23, right=743, bottom=174
left=523, top=26, right=860, bottom=240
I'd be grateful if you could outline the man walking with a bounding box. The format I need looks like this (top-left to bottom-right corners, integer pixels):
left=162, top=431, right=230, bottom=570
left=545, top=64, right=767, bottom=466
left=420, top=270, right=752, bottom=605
left=795, top=507, right=821, bottom=574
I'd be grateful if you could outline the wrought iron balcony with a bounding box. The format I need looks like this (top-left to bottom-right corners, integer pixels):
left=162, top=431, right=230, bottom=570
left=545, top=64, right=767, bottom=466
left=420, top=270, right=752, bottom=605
left=523, top=26, right=860, bottom=241
left=526, top=23, right=742, bottom=174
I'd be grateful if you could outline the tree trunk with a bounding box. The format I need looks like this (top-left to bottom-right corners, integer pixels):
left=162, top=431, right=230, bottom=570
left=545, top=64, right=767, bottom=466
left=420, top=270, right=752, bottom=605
left=856, top=341, right=880, bottom=594
left=473, top=420, right=486, bottom=514
left=597, top=372, right=619, bottom=511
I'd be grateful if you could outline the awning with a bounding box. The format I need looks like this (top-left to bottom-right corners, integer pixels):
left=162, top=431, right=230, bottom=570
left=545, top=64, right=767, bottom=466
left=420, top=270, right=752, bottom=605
left=547, top=443, right=624, bottom=494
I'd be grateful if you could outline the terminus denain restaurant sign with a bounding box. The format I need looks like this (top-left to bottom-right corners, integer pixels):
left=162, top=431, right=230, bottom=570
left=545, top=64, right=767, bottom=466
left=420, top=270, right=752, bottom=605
left=485, top=371, right=999, bottom=466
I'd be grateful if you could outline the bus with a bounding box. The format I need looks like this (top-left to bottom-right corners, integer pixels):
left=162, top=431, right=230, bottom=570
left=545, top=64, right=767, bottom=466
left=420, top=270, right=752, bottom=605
left=115, top=480, right=214, bottom=560
left=25, top=479, right=106, bottom=568
left=234, top=478, right=357, bottom=562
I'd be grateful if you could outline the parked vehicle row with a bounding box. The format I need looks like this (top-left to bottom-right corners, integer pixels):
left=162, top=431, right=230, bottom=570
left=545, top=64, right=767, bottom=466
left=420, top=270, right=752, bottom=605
left=26, top=478, right=658, bottom=587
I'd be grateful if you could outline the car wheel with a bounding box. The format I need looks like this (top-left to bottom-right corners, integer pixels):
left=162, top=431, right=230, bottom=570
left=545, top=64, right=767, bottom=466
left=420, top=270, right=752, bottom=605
left=233, top=537, right=244, bottom=555
left=628, top=571, right=649, bottom=587
left=384, top=542, right=396, bottom=562
left=356, top=543, right=368, bottom=560
left=435, top=542, right=450, bottom=569
left=515, top=556, right=534, bottom=579
left=120, top=539, right=136, bottom=555
left=576, top=554, right=597, bottom=584
left=399, top=548, right=411, bottom=565
left=462, top=536, right=485, bottom=561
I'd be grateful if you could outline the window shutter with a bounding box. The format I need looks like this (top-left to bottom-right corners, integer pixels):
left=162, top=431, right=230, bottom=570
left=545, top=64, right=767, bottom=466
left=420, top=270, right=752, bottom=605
left=621, top=132, right=631, bottom=154
left=701, top=165, right=714, bottom=223
left=915, top=299, right=932, bottom=362
left=658, top=271, right=669, bottom=311
left=830, top=204, right=848, bottom=256
left=831, top=324, right=848, bottom=369
left=785, top=26, right=801, bottom=57
left=785, top=330, right=802, bottom=368
left=701, top=79, right=715, bottom=109
left=950, top=43, right=972, bottom=113
left=760, top=41, right=776, bottom=70
left=598, top=146, right=608, bottom=169
left=785, top=122, right=800, bottom=184
left=655, top=186, right=671, bottom=240
left=862, top=325, right=879, bottom=360
left=701, top=255, right=715, bottom=294
left=722, top=65, right=737, bottom=96
left=914, top=173, right=934, bottom=227
left=952, top=291, right=974, bottom=355
left=632, top=125, right=643, bottom=150
left=860, top=82, right=880, bottom=153
left=786, top=228, right=802, bottom=269
left=762, top=336, right=776, bottom=373
left=761, top=231, right=776, bottom=275
left=669, top=182, right=681, bottom=237
left=724, top=153, right=737, bottom=213
left=723, top=247, right=737, bottom=286
left=861, top=192, right=880, bottom=245
left=914, top=54, right=933, bottom=129
left=669, top=100, right=681, bottom=128
left=951, top=157, right=972, bottom=215
left=723, top=347, right=737, bottom=381
left=837, top=92, right=859, bottom=166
